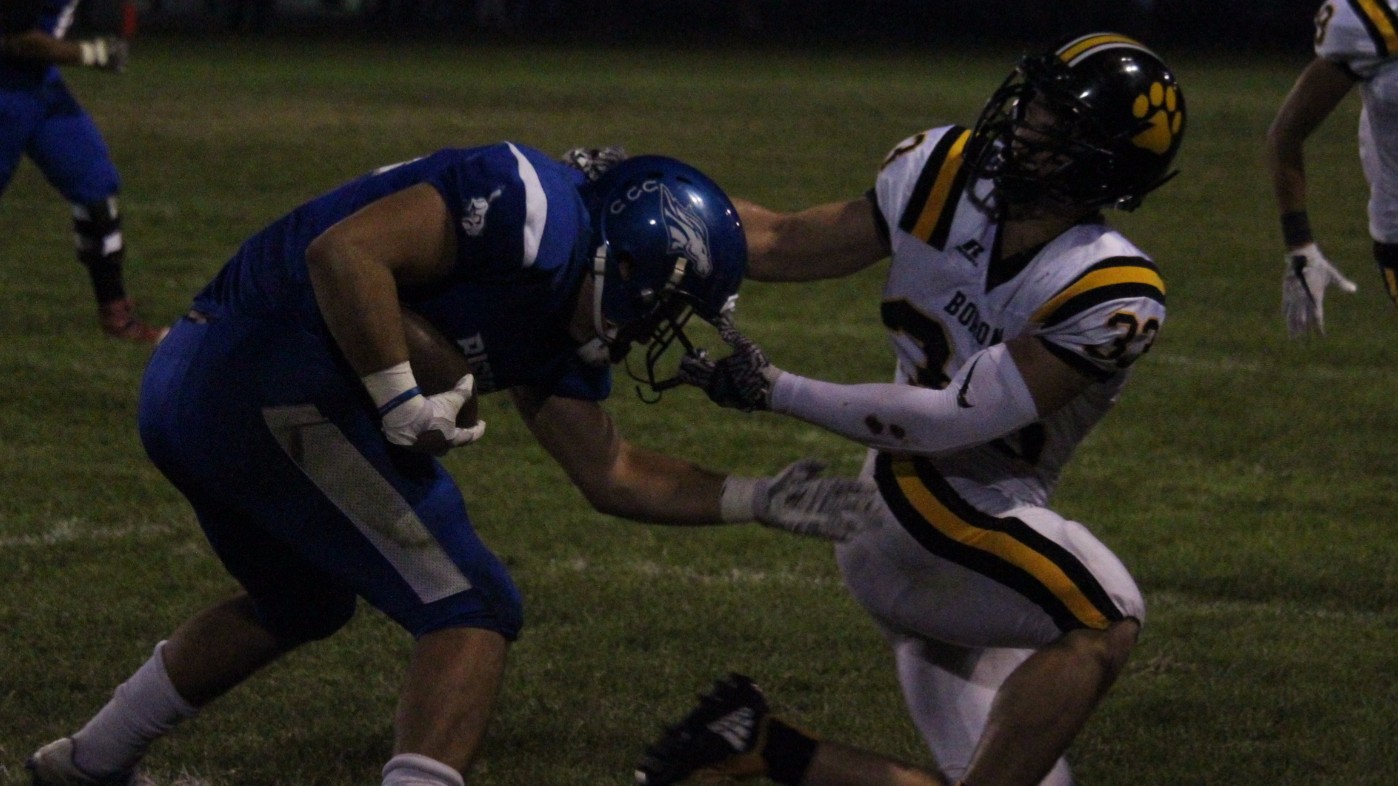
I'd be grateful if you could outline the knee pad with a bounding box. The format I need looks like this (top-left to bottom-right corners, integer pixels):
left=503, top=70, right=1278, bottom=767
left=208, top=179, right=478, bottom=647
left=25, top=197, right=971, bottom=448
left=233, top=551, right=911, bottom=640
left=72, top=197, right=124, bottom=262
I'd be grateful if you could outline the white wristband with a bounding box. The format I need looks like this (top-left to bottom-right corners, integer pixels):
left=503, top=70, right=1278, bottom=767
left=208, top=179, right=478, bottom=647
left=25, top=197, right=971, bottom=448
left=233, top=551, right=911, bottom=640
left=361, top=361, right=420, bottom=414
left=719, top=476, right=769, bottom=523
left=79, top=40, right=107, bottom=68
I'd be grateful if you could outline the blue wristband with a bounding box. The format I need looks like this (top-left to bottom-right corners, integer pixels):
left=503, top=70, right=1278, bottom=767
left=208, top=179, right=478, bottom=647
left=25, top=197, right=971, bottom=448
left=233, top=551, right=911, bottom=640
left=377, top=386, right=422, bottom=416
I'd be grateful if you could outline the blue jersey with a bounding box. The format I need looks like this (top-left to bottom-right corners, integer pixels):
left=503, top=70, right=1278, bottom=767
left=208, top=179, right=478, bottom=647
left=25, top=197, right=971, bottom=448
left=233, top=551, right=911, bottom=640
left=136, top=142, right=612, bottom=642
left=0, top=0, right=77, bottom=88
left=192, top=142, right=611, bottom=400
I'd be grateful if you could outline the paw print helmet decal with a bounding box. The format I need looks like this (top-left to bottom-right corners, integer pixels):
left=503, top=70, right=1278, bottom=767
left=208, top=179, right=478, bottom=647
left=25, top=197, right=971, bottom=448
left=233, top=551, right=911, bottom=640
left=968, top=32, right=1186, bottom=213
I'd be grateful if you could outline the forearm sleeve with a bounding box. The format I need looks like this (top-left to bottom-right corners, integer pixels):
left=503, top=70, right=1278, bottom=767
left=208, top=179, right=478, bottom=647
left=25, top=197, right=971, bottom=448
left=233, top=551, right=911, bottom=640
left=769, top=342, right=1040, bottom=456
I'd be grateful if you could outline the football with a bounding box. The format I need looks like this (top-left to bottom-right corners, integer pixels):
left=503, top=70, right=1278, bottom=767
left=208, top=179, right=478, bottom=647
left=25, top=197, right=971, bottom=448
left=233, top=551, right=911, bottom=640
left=402, top=307, right=480, bottom=428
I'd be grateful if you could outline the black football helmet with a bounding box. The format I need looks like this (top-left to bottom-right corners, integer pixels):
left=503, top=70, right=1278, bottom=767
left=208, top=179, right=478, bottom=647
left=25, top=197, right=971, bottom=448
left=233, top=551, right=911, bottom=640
left=967, top=32, right=1186, bottom=213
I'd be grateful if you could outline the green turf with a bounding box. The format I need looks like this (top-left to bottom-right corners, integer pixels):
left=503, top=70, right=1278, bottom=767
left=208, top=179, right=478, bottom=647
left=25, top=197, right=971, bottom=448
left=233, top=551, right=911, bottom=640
left=1, top=36, right=1394, bottom=786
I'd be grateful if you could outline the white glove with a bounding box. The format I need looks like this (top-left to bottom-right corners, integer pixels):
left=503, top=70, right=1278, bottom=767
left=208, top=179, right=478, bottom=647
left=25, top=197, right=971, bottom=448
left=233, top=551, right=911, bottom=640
left=79, top=37, right=129, bottom=73
left=720, top=459, right=881, bottom=541
left=1283, top=243, right=1357, bottom=338
left=364, top=363, right=486, bottom=456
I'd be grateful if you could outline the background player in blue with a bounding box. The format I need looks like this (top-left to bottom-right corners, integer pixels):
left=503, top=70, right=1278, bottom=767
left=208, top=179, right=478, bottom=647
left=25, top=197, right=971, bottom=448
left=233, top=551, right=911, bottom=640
left=637, top=34, right=1185, bottom=786
left=24, top=144, right=878, bottom=786
left=1, top=0, right=164, bottom=343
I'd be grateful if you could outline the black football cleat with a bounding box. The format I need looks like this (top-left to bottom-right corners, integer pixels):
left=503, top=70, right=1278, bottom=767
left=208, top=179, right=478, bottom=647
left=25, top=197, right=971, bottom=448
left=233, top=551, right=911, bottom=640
left=635, top=673, right=772, bottom=786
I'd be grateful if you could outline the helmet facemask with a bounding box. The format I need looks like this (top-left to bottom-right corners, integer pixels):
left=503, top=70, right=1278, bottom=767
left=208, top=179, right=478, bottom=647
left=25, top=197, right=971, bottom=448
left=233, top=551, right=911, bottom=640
left=587, top=246, right=713, bottom=397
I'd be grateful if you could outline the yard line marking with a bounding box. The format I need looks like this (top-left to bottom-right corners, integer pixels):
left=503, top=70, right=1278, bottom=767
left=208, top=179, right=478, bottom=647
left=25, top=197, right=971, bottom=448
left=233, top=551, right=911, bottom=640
left=544, top=556, right=842, bottom=588
left=1151, top=353, right=1262, bottom=373
left=1151, top=352, right=1391, bottom=380
left=0, top=519, right=176, bottom=549
left=541, top=560, right=1392, bottom=622
left=1149, top=589, right=1392, bottom=624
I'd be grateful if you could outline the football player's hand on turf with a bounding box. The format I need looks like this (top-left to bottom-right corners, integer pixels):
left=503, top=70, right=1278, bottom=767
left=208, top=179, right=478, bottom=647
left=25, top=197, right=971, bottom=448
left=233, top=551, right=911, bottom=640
left=1283, top=243, right=1357, bottom=338
left=79, top=37, right=128, bottom=73
left=380, top=373, right=486, bottom=456
left=724, top=459, right=881, bottom=541
left=678, top=321, right=783, bottom=411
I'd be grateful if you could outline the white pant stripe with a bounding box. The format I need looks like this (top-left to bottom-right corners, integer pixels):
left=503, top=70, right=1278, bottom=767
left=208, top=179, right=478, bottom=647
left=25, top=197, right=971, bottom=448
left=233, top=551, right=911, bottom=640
left=262, top=405, right=472, bottom=604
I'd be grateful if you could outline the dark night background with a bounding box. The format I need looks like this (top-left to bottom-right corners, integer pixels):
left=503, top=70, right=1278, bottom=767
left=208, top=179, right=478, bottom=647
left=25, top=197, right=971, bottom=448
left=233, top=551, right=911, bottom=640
left=76, top=1, right=1325, bottom=53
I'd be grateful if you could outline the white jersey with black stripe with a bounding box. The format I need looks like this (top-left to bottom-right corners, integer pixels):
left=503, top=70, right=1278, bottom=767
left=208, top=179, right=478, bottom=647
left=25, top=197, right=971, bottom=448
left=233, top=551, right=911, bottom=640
left=870, top=125, right=1167, bottom=506
left=1315, top=0, right=1398, bottom=241
left=1315, top=0, right=1398, bottom=77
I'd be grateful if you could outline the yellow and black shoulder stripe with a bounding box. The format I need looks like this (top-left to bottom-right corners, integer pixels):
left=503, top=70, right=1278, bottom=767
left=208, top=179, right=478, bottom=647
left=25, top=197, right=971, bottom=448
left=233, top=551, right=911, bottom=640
left=897, top=126, right=972, bottom=250
left=873, top=453, right=1126, bottom=632
left=1030, top=256, right=1165, bottom=328
left=1346, top=0, right=1398, bottom=56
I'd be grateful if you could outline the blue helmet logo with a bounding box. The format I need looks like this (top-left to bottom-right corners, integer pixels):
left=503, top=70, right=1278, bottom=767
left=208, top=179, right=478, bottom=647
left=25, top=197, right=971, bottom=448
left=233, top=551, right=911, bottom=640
left=660, top=183, right=713, bottom=278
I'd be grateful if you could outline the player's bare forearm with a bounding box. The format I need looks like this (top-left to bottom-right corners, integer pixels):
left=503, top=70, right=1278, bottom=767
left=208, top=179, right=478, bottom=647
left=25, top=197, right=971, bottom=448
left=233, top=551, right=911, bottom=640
left=513, top=390, right=726, bottom=525
left=306, top=232, right=411, bottom=376
left=0, top=31, right=79, bottom=65
left=736, top=197, right=887, bottom=282
left=597, top=442, right=727, bottom=524
left=306, top=185, right=456, bottom=375
left=1266, top=57, right=1357, bottom=218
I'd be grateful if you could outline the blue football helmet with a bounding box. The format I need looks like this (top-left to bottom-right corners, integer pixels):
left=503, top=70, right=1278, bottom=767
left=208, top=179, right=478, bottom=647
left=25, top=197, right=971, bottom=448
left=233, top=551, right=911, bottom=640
left=585, top=155, right=747, bottom=394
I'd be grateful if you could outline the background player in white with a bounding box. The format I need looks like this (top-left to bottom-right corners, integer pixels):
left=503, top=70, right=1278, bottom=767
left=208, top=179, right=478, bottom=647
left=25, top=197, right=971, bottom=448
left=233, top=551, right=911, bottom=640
left=636, top=33, right=1186, bottom=786
left=25, top=146, right=876, bottom=786
left=1268, top=0, right=1398, bottom=336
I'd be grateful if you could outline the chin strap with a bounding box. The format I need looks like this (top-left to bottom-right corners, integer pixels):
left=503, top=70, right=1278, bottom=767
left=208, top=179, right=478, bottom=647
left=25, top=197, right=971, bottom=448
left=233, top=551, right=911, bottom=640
left=577, top=244, right=619, bottom=367
left=589, top=244, right=615, bottom=343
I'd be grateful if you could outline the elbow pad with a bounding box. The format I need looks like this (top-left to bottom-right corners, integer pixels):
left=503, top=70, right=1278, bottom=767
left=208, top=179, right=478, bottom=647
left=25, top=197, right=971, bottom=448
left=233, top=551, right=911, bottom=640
left=769, top=342, right=1039, bottom=455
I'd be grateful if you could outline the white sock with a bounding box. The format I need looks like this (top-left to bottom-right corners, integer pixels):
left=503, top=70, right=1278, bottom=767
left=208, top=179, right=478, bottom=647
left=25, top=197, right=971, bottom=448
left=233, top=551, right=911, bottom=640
left=381, top=753, right=465, bottom=786
left=70, top=641, right=199, bottom=776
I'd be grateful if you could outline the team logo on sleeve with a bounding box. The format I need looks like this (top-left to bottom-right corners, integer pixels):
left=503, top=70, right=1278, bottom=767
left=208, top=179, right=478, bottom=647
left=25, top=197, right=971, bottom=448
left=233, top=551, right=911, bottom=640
left=660, top=183, right=713, bottom=277
left=461, top=188, right=503, bottom=237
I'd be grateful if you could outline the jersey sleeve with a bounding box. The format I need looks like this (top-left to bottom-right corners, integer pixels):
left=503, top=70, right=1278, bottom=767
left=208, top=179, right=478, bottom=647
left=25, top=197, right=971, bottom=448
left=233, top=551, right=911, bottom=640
left=873, top=125, right=973, bottom=249
left=423, top=143, right=576, bottom=279
left=1316, top=0, right=1398, bottom=79
left=1029, top=256, right=1167, bottom=381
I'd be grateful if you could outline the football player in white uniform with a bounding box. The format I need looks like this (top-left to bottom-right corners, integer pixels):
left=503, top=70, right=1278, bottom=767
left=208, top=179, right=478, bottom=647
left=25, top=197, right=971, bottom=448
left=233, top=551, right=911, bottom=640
left=1268, top=0, right=1398, bottom=336
left=635, top=33, right=1186, bottom=786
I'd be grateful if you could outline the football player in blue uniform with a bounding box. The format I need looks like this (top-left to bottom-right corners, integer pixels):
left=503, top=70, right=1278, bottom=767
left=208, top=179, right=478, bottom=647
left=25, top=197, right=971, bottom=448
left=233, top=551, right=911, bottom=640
left=1268, top=0, right=1398, bottom=336
left=637, top=34, right=1186, bottom=786
left=25, top=145, right=877, bottom=786
left=0, top=0, right=164, bottom=343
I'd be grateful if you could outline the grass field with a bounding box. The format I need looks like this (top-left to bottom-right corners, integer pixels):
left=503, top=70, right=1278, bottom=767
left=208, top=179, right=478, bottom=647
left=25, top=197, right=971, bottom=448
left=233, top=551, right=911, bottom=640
left=1, top=33, right=1396, bottom=786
